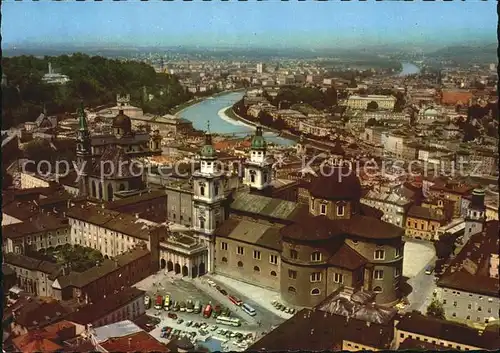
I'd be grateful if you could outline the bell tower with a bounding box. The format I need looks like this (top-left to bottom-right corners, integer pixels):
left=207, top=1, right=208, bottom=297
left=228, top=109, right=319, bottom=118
left=76, top=102, right=92, bottom=197
left=192, top=123, right=227, bottom=273
left=463, top=188, right=486, bottom=243
left=244, top=126, right=272, bottom=190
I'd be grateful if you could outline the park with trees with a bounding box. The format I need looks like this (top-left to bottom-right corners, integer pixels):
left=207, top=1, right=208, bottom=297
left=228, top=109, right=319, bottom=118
left=1, top=54, right=192, bottom=129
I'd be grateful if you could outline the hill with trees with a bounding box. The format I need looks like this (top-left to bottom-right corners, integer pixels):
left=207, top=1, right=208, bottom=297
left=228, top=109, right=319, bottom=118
left=1, top=54, right=192, bottom=129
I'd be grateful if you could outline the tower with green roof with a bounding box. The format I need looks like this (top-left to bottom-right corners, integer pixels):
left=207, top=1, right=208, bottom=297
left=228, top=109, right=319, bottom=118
left=192, top=123, right=227, bottom=271
left=244, top=126, right=272, bottom=190
left=76, top=102, right=92, bottom=197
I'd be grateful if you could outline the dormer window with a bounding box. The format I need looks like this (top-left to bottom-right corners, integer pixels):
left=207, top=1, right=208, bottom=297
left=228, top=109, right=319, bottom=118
left=320, top=204, right=327, bottom=215
left=337, top=204, right=345, bottom=216
left=311, top=252, right=322, bottom=262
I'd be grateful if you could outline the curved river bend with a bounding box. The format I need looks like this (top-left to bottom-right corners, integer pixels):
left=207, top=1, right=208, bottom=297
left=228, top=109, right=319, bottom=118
left=179, top=63, right=419, bottom=145
left=178, top=92, right=294, bottom=146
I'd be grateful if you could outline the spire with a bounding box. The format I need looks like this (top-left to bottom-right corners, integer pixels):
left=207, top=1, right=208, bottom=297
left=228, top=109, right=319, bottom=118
left=256, top=125, right=263, bottom=136
left=43, top=102, right=47, bottom=116
left=205, top=120, right=212, bottom=145
left=78, top=102, right=89, bottom=131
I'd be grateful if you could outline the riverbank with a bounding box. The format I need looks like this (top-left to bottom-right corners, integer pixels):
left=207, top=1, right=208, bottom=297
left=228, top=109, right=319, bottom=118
left=221, top=106, right=299, bottom=143
left=172, top=88, right=246, bottom=115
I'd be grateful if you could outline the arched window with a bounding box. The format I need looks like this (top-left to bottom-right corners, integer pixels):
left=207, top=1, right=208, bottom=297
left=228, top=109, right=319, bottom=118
left=119, top=183, right=125, bottom=191
left=237, top=261, right=243, bottom=268
left=270, top=271, right=277, bottom=277
left=311, top=288, right=320, bottom=295
left=253, top=266, right=260, bottom=272
left=373, top=286, right=383, bottom=293
left=222, top=257, right=228, bottom=263
left=288, top=286, right=296, bottom=293
left=251, top=174, right=255, bottom=183
left=200, top=186, right=205, bottom=196
left=337, top=204, right=345, bottom=216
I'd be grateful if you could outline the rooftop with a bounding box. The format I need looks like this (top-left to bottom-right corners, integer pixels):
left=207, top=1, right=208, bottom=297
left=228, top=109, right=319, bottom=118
left=215, top=217, right=282, bottom=251
left=407, top=205, right=446, bottom=222
left=230, top=192, right=304, bottom=223
left=397, top=311, right=500, bottom=350
left=248, top=308, right=393, bottom=351
left=65, top=287, right=145, bottom=325
left=437, top=220, right=499, bottom=297
left=99, top=331, right=169, bottom=353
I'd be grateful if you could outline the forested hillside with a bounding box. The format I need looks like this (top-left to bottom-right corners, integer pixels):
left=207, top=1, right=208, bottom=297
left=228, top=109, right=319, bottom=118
left=1, top=54, right=192, bottom=129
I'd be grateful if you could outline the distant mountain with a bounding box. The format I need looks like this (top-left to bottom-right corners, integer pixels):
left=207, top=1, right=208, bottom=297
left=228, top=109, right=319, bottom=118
left=426, top=43, right=497, bottom=63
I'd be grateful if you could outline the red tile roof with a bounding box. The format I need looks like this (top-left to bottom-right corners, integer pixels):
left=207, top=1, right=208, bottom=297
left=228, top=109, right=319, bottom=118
left=441, top=90, right=473, bottom=105
left=99, top=331, right=169, bottom=352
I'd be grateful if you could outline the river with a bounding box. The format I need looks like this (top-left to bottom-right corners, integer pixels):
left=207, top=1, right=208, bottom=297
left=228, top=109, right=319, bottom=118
left=177, top=91, right=295, bottom=146
left=179, top=62, right=419, bottom=145
left=398, top=62, right=421, bottom=76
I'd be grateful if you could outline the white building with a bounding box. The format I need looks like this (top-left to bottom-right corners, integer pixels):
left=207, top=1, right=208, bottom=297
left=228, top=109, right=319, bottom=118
left=347, top=95, right=396, bottom=110
left=361, top=189, right=412, bottom=228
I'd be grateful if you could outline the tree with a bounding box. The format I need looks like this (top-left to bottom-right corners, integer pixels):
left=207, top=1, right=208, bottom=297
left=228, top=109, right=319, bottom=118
left=324, top=87, right=338, bottom=106
left=434, top=232, right=457, bottom=259
left=366, top=101, right=379, bottom=111
left=366, top=118, right=377, bottom=127
left=427, top=299, right=445, bottom=320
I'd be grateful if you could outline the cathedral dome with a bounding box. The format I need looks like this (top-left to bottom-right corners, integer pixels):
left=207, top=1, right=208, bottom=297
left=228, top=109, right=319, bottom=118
left=309, top=164, right=362, bottom=201
left=251, top=126, right=267, bottom=150
left=200, top=133, right=217, bottom=159
left=113, top=110, right=132, bottom=134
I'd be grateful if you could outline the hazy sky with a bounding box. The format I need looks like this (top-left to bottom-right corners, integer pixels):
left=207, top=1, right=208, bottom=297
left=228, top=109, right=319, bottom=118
left=2, top=0, right=496, bottom=49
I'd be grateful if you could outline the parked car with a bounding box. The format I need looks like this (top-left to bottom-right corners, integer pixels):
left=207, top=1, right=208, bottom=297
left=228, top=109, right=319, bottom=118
left=180, top=301, right=187, bottom=312
left=207, top=279, right=216, bottom=287
left=186, top=300, right=194, bottom=313
left=220, top=289, right=228, bottom=296
left=154, top=295, right=163, bottom=310
left=172, top=301, right=180, bottom=312
left=194, top=322, right=201, bottom=328
left=425, top=265, right=435, bottom=275
left=186, top=320, right=193, bottom=327
left=168, top=312, right=178, bottom=320
left=194, top=300, right=202, bottom=314
left=144, top=295, right=151, bottom=309
left=177, top=319, right=184, bottom=325
left=203, top=304, right=213, bottom=318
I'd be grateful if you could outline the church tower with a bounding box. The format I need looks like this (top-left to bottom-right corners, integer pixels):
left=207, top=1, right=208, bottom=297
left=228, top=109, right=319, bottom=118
left=463, top=188, right=486, bottom=243
left=192, top=124, right=227, bottom=235
left=244, top=126, right=272, bottom=190
left=76, top=103, right=92, bottom=197
left=192, top=125, right=227, bottom=273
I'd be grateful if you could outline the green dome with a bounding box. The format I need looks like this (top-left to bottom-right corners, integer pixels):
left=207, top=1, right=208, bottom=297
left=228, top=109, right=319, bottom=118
left=200, top=144, right=216, bottom=158
left=251, top=126, right=267, bottom=150
left=251, top=135, right=267, bottom=150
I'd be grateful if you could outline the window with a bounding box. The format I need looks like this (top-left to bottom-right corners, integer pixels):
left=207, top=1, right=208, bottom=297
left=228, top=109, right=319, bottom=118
left=452, top=313, right=456, bottom=317
left=374, top=249, right=385, bottom=260
left=270, top=271, right=277, bottom=277
left=488, top=308, right=492, bottom=313
left=337, top=204, right=345, bottom=216
left=253, top=266, right=260, bottom=272
left=468, top=304, right=472, bottom=309
left=311, top=288, right=320, bottom=295
left=443, top=299, right=447, bottom=304
left=290, top=250, right=298, bottom=259
left=221, top=242, right=228, bottom=251
left=334, top=273, right=343, bottom=284
left=374, top=270, right=384, bottom=280
left=320, top=204, right=327, bottom=215
left=395, top=247, right=402, bottom=258
left=237, top=261, right=243, bottom=268
left=478, top=306, right=482, bottom=311
left=253, top=250, right=261, bottom=260
left=373, top=286, right=382, bottom=293
left=237, top=246, right=244, bottom=255
left=222, top=257, right=227, bottom=263
left=310, top=272, right=322, bottom=282
left=395, top=267, right=401, bottom=277
left=453, top=301, right=457, bottom=307
left=466, top=315, right=470, bottom=320
left=200, top=186, right=205, bottom=196
left=270, top=255, right=278, bottom=265
left=311, top=252, right=322, bottom=262
left=288, top=270, right=297, bottom=279
left=288, top=286, right=296, bottom=293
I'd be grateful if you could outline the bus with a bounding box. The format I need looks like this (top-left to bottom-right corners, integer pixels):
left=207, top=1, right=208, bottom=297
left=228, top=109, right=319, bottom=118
left=164, top=295, right=171, bottom=310
left=216, top=316, right=241, bottom=327
left=203, top=304, right=213, bottom=318
left=154, top=295, right=163, bottom=310
left=242, top=303, right=256, bottom=316
left=228, top=295, right=242, bottom=306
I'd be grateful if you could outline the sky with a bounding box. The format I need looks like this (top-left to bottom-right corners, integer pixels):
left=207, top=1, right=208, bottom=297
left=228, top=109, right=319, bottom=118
left=2, top=0, right=497, bottom=50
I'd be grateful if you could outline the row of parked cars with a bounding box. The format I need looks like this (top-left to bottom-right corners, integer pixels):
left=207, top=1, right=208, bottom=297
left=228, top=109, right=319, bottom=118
left=271, top=300, right=296, bottom=314
left=206, top=279, right=257, bottom=317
